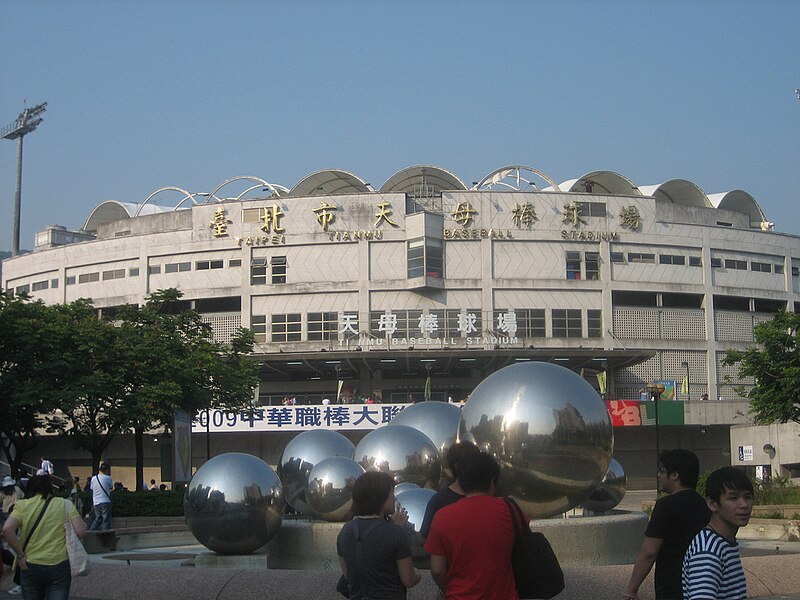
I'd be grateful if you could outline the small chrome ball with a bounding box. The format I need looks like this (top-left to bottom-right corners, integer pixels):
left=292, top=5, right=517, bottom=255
left=306, top=457, right=365, bottom=522
left=582, top=458, right=627, bottom=513
left=395, top=487, right=436, bottom=534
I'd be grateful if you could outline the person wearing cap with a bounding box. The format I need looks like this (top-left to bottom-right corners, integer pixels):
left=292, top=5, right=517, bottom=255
left=88, top=463, right=113, bottom=531
left=1, top=476, right=25, bottom=519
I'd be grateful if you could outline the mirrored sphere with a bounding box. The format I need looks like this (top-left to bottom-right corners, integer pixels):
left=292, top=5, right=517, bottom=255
left=388, top=402, right=462, bottom=481
left=306, top=457, right=365, bottom=522
left=354, top=425, right=441, bottom=489
left=394, top=482, right=420, bottom=495
left=184, top=452, right=284, bottom=555
left=459, top=361, right=613, bottom=518
left=395, top=487, right=436, bottom=534
left=277, top=429, right=355, bottom=513
left=582, top=458, right=627, bottom=513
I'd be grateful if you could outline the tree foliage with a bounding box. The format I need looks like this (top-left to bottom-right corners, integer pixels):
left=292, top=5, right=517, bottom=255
left=723, top=310, right=800, bottom=425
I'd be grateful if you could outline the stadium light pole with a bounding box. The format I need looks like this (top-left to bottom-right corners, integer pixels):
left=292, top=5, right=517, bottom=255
left=2, top=102, right=47, bottom=255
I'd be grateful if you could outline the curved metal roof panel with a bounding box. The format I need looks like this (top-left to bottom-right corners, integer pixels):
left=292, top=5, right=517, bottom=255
left=561, top=171, right=642, bottom=196
left=289, top=169, right=373, bottom=197
left=638, top=179, right=711, bottom=208
left=708, top=190, right=767, bottom=227
left=83, top=200, right=170, bottom=232
left=379, top=165, right=467, bottom=193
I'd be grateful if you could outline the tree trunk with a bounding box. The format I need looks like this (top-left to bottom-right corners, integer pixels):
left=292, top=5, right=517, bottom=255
left=134, top=426, right=144, bottom=492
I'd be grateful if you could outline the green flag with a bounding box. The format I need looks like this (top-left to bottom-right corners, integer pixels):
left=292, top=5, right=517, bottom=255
left=424, top=375, right=431, bottom=401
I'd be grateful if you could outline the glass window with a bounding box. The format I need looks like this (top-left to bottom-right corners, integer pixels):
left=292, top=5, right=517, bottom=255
left=129, top=267, right=140, bottom=277
left=724, top=259, right=747, bottom=270
left=552, top=309, right=582, bottom=338
left=516, top=309, right=545, bottom=338
left=610, top=252, right=624, bottom=263
left=308, top=312, right=338, bottom=341
left=66, top=276, right=76, bottom=285
left=750, top=262, right=771, bottom=273
left=774, top=264, right=784, bottom=274
left=587, top=309, right=602, bottom=338
left=165, top=262, right=191, bottom=273
left=585, top=252, right=600, bottom=280
left=31, top=280, right=49, bottom=291
left=50, top=279, right=59, bottom=289
left=628, top=253, right=655, bottom=264
left=251, top=258, right=267, bottom=285
left=148, top=265, right=161, bottom=274
left=407, top=238, right=443, bottom=279
left=102, top=269, right=125, bottom=281
left=566, top=252, right=581, bottom=280
left=15, top=284, right=30, bottom=294
left=659, top=255, right=686, bottom=265
left=78, top=272, right=100, bottom=284
left=271, top=256, right=287, bottom=284
left=711, top=257, right=722, bottom=268
left=229, top=259, right=242, bottom=268
left=586, top=202, right=607, bottom=217
left=426, top=239, right=443, bottom=278
left=251, top=315, right=267, bottom=334
left=792, top=266, right=800, bottom=277
left=271, top=313, right=301, bottom=342
left=689, top=257, right=702, bottom=267
left=407, top=239, right=425, bottom=278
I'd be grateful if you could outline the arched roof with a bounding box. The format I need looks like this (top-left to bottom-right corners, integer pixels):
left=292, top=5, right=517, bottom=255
left=473, top=165, right=561, bottom=191
left=379, top=165, right=467, bottom=194
left=289, top=169, right=372, bottom=197
left=638, top=179, right=711, bottom=208
left=83, top=200, right=170, bottom=233
left=708, top=190, right=767, bottom=227
left=558, top=171, right=642, bottom=196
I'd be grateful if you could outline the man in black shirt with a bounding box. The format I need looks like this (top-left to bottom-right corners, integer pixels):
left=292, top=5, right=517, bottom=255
left=624, top=449, right=711, bottom=600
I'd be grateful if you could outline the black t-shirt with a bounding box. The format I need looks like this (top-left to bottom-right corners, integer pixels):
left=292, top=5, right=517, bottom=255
left=645, top=489, right=711, bottom=599
left=419, top=485, right=464, bottom=539
left=337, top=518, right=412, bottom=600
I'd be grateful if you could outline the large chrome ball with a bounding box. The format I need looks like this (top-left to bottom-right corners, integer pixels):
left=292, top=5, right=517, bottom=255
left=184, top=452, right=284, bottom=555
left=306, top=457, right=365, bottom=522
left=394, top=482, right=420, bottom=495
left=388, top=402, right=462, bottom=479
left=459, top=361, right=613, bottom=518
left=277, top=429, right=355, bottom=514
left=582, top=458, right=627, bottom=513
left=354, top=425, right=441, bottom=489
left=395, top=487, right=436, bottom=534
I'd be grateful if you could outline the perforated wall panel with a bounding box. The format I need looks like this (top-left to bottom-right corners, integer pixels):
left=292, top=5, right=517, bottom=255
left=202, top=313, right=242, bottom=344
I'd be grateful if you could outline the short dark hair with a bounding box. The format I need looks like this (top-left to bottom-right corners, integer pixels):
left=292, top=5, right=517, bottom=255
left=99, top=462, right=109, bottom=472
left=26, top=475, right=53, bottom=498
left=705, top=466, right=753, bottom=504
left=352, top=471, right=394, bottom=516
left=659, top=449, right=700, bottom=489
left=458, top=452, right=500, bottom=494
left=446, top=441, right=479, bottom=481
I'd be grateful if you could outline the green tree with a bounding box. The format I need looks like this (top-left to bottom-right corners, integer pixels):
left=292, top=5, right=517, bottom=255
left=0, top=294, right=62, bottom=477
left=724, top=310, right=800, bottom=425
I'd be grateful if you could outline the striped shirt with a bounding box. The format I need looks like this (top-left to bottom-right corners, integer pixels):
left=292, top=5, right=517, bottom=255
left=682, top=528, right=746, bottom=599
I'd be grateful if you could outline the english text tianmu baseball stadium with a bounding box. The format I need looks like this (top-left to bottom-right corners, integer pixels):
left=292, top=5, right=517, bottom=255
left=3, top=166, right=799, bottom=485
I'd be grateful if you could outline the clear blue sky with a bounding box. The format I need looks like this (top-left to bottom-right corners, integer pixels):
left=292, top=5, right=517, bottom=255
left=2, top=0, right=799, bottom=250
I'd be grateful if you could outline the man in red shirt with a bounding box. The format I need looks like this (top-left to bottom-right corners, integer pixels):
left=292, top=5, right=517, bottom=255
left=424, top=452, right=521, bottom=600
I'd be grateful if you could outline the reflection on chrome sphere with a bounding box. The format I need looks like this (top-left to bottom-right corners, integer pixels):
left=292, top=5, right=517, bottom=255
left=184, top=452, right=284, bottom=555
left=582, top=458, right=627, bottom=513
left=277, top=429, right=355, bottom=514
left=394, top=482, right=420, bottom=495
left=459, top=361, right=613, bottom=518
left=388, top=402, right=462, bottom=480
left=354, top=425, right=441, bottom=489
left=306, top=457, right=365, bottom=522
left=395, top=487, right=436, bottom=534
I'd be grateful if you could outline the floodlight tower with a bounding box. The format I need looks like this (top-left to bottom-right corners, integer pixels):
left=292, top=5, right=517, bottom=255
left=2, top=102, right=47, bottom=255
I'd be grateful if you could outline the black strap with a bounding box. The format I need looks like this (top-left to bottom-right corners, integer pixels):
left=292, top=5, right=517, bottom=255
left=94, top=475, right=111, bottom=502
left=503, top=497, right=527, bottom=538
left=21, top=496, right=54, bottom=553
left=350, top=518, right=384, bottom=583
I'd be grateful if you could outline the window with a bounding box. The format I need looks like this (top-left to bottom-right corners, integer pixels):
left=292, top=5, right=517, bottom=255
left=587, top=309, right=602, bottom=338
left=792, top=266, right=800, bottom=277
left=628, top=253, right=655, bottom=264
left=689, top=257, right=702, bottom=267
left=102, top=269, right=125, bottom=281
left=148, top=265, right=161, bottom=275
left=585, top=202, right=607, bottom=217
left=428, top=309, right=462, bottom=338
left=65, top=276, right=76, bottom=285
left=15, top=284, right=30, bottom=295
left=659, top=254, right=685, bottom=265
left=196, top=260, right=224, bottom=270
left=164, top=262, right=191, bottom=273
left=724, top=259, right=747, bottom=270
left=711, top=258, right=722, bottom=268
left=129, top=267, right=140, bottom=277
left=271, top=256, right=287, bottom=284
left=229, top=259, right=242, bottom=268
left=78, top=272, right=100, bottom=284
left=31, top=280, right=49, bottom=291
left=251, top=315, right=267, bottom=342
left=516, top=309, right=546, bottom=338
left=552, top=309, right=582, bottom=338
left=308, top=312, right=338, bottom=341
left=251, top=258, right=267, bottom=285
left=750, top=262, right=771, bottom=273
left=50, top=279, right=59, bottom=288
left=610, top=252, right=625, bottom=263
left=775, top=264, right=784, bottom=274
left=566, top=252, right=581, bottom=279
left=271, top=313, right=301, bottom=342
left=407, top=238, right=443, bottom=279
left=585, top=252, right=600, bottom=280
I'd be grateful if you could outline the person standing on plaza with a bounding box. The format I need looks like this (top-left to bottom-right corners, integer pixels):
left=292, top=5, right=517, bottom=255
left=88, top=463, right=113, bottom=531
left=624, top=449, right=710, bottom=600
left=1, top=474, right=86, bottom=600
left=336, top=471, right=421, bottom=600
left=424, top=451, right=520, bottom=600
left=682, top=467, right=753, bottom=600
left=418, top=441, right=479, bottom=544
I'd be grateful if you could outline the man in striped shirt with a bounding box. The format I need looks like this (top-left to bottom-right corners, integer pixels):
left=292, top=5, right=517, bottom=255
left=682, top=467, right=753, bottom=600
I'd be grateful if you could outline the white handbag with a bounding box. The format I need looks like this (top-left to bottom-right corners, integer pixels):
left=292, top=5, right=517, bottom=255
left=63, top=499, right=90, bottom=576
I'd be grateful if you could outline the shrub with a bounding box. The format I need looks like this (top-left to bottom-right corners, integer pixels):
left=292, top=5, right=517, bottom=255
left=108, top=490, right=184, bottom=517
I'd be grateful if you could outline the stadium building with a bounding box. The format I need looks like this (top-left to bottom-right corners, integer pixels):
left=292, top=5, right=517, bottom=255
left=3, top=165, right=799, bottom=487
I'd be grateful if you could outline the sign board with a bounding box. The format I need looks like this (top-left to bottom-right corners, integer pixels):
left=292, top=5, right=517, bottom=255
left=738, top=445, right=754, bottom=462
left=172, top=410, right=193, bottom=483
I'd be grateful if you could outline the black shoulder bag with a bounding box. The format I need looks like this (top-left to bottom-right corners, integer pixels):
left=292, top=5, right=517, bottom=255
left=336, top=518, right=383, bottom=598
left=13, top=496, right=54, bottom=585
left=503, top=497, right=564, bottom=600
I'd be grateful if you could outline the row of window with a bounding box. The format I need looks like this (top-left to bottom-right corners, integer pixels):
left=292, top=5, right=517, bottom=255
left=250, top=308, right=603, bottom=343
